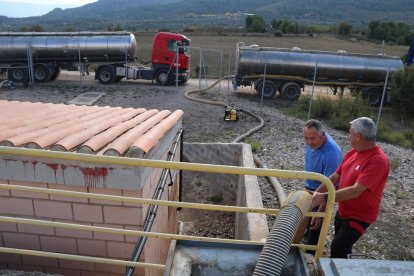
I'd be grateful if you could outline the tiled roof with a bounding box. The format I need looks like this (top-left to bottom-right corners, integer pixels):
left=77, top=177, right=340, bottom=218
left=0, top=100, right=183, bottom=156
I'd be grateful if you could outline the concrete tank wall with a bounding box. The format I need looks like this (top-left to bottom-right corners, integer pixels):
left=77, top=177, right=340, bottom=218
left=183, top=142, right=269, bottom=242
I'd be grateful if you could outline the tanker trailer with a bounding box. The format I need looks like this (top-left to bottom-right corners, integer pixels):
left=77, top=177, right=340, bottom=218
left=233, top=43, right=404, bottom=106
left=0, top=31, right=190, bottom=85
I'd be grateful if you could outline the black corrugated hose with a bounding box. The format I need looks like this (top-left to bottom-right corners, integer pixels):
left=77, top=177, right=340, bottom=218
left=253, top=191, right=312, bottom=276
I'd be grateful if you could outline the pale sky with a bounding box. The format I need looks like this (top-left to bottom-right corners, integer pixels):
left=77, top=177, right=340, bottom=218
left=2, top=0, right=98, bottom=17
left=5, top=0, right=96, bottom=6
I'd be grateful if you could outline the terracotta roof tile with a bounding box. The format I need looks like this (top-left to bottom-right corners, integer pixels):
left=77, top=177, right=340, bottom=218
left=126, top=110, right=184, bottom=157
left=0, top=100, right=183, bottom=157
left=78, top=109, right=155, bottom=154
left=101, top=110, right=172, bottom=156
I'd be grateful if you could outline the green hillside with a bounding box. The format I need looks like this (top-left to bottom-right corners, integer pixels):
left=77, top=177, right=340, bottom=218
left=0, top=0, right=413, bottom=31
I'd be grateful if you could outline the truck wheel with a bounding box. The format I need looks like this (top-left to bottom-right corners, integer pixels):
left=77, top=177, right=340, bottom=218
left=281, top=82, right=301, bottom=101
left=178, top=78, right=188, bottom=85
left=255, top=80, right=277, bottom=98
left=96, top=65, right=115, bottom=84
left=155, top=69, right=171, bottom=86
left=114, top=76, right=124, bottom=82
left=8, top=66, right=28, bottom=83
left=50, top=67, right=60, bottom=81
left=362, top=88, right=384, bottom=106
left=33, top=65, right=51, bottom=83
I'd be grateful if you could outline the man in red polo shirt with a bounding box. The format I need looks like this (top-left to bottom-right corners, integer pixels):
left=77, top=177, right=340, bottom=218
left=312, top=117, right=389, bottom=258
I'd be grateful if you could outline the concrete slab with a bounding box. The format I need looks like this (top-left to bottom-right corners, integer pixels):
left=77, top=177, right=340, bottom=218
left=318, top=258, right=414, bottom=276
left=67, top=92, right=106, bottom=105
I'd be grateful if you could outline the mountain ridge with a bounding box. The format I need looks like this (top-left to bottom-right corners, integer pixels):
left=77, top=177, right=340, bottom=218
left=0, top=0, right=413, bottom=31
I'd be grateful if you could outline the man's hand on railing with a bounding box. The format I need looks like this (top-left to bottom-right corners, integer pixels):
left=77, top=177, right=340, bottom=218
left=312, top=192, right=327, bottom=208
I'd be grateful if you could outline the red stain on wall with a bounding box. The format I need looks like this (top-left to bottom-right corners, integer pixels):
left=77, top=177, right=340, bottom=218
left=18, top=160, right=110, bottom=187
left=32, top=161, right=38, bottom=178
left=46, top=163, right=59, bottom=178
left=80, top=167, right=108, bottom=188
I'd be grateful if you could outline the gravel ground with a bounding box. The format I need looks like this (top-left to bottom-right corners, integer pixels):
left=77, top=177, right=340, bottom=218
left=0, top=72, right=413, bottom=268
left=203, top=85, right=414, bottom=261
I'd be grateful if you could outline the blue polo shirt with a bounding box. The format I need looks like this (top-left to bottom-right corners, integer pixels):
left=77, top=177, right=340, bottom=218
left=305, top=133, right=342, bottom=191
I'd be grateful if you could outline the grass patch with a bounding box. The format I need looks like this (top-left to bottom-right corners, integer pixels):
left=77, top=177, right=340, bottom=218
left=208, top=194, right=224, bottom=204
left=245, top=137, right=261, bottom=152
left=389, top=158, right=401, bottom=172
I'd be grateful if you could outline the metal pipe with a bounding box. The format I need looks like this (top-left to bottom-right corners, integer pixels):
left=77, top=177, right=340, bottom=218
left=0, top=247, right=164, bottom=270
left=125, top=129, right=183, bottom=276
left=0, top=215, right=267, bottom=246
left=0, top=183, right=286, bottom=215
left=0, top=201, right=322, bottom=250
left=376, top=65, right=390, bottom=131
left=0, top=146, right=334, bottom=183
left=308, top=62, right=318, bottom=120
left=178, top=129, right=184, bottom=208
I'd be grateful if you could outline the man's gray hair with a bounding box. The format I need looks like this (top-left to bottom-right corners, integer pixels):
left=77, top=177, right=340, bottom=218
left=350, top=117, right=376, bottom=141
left=304, top=119, right=325, bottom=135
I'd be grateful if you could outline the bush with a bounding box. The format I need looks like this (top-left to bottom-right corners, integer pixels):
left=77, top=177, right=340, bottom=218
left=338, top=21, right=353, bottom=36
left=305, top=95, right=370, bottom=130
left=308, top=95, right=335, bottom=119
left=286, top=94, right=413, bottom=148
left=183, top=25, right=196, bottom=32
left=377, top=125, right=414, bottom=149
left=274, top=30, right=282, bottom=37
left=390, top=67, right=414, bottom=119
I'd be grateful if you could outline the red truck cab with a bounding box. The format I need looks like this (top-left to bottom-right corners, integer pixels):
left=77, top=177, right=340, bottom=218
left=94, top=32, right=191, bottom=85
left=151, top=32, right=191, bottom=85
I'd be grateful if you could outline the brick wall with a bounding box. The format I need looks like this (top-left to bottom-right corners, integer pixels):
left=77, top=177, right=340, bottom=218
left=0, top=132, right=181, bottom=275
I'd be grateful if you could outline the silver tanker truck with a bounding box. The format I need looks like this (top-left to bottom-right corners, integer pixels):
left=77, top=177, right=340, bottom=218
left=0, top=31, right=190, bottom=85
left=233, top=42, right=404, bottom=105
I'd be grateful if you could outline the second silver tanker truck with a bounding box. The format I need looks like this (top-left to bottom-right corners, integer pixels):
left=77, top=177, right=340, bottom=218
left=233, top=42, right=404, bottom=105
left=0, top=31, right=190, bottom=85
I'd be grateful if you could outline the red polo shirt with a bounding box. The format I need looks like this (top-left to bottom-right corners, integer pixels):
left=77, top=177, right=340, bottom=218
left=336, top=146, right=389, bottom=224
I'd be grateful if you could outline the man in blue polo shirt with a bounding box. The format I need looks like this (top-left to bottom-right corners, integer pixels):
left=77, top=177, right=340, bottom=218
left=302, top=119, right=342, bottom=252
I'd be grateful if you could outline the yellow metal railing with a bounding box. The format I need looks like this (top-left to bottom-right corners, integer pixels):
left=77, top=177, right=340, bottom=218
left=0, top=146, right=335, bottom=267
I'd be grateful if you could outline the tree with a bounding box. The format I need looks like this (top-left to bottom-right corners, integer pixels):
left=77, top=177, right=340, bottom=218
left=19, top=26, right=30, bottom=32
left=338, top=22, right=353, bottom=36
left=390, top=66, right=414, bottom=119
left=367, top=20, right=412, bottom=44
left=30, top=24, right=44, bottom=32
left=245, top=15, right=265, bottom=33
left=271, top=18, right=299, bottom=34
left=64, top=26, right=76, bottom=32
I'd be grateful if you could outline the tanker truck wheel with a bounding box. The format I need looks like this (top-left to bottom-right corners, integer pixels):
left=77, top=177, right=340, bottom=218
left=33, top=65, right=51, bottom=83
left=281, top=82, right=301, bottom=101
left=255, top=80, right=277, bottom=98
left=8, top=66, right=29, bottom=83
left=50, top=67, right=61, bottom=81
left=155, top=69, right=172, bottom=86
left=362, top=88, right=384, bottom=106
left=96, top=65, right=116, bottom=84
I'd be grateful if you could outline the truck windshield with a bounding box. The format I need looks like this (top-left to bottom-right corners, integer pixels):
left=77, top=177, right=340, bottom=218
left=181, top=40, right=190, bottom=54
left=168, top=39, right=190, bottom=54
